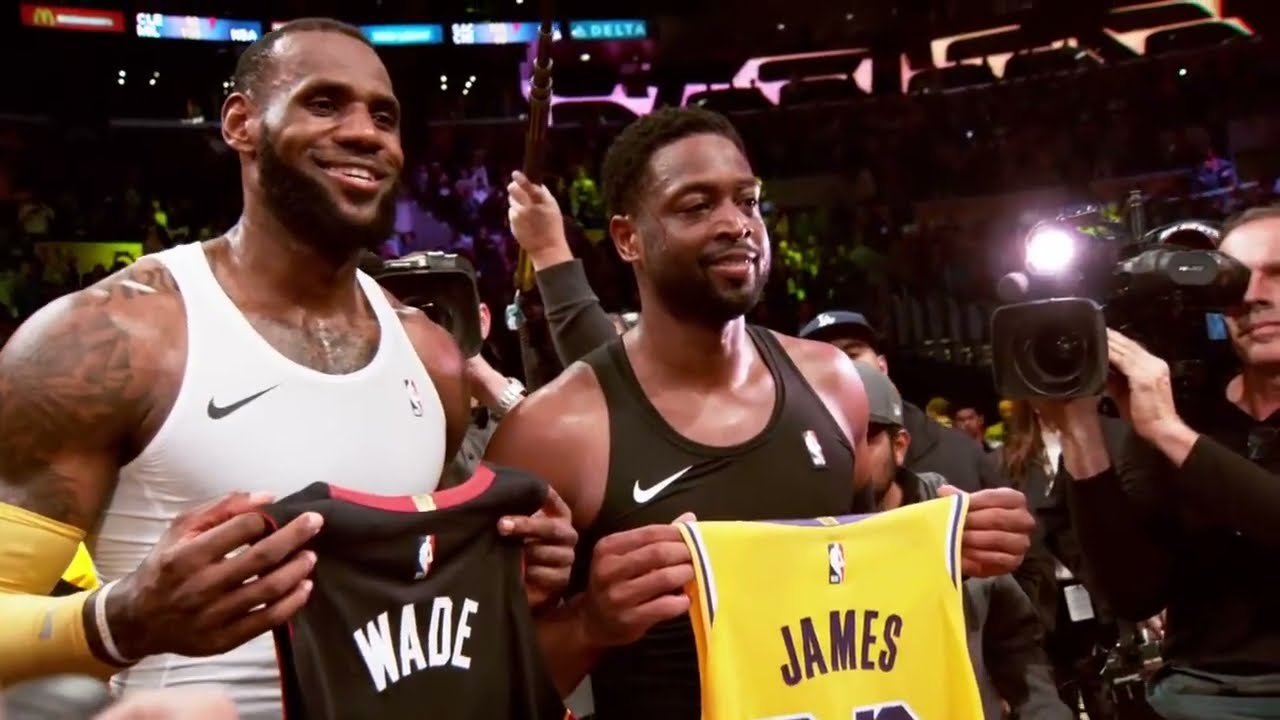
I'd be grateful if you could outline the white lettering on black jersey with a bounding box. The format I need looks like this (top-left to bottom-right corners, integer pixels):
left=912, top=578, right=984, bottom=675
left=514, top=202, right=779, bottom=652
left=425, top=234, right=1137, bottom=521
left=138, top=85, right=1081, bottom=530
left=353, top=596, right=480, bottom=691
left=259, top=466, right=565, bottom=720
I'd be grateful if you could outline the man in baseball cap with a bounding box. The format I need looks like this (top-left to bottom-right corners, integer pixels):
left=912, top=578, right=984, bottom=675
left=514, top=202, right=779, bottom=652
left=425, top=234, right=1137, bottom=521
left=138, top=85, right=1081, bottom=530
left=798, top=311, right=886, bottom=374
left=847, top=359, right=911, bottom=509
left=847, top=361, right=1071, bottom=720
left=802, top=309, right=1007, bottom=492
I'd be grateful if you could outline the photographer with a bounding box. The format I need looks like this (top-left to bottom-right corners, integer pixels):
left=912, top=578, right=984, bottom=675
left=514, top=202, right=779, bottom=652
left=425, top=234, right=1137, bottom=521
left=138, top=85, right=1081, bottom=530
left=1040, top=206, right=1280, bottom=719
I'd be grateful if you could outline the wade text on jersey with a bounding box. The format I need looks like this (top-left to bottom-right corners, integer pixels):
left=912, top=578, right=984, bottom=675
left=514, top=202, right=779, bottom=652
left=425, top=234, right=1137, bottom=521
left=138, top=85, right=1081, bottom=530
left=352, top=596, right=480, bottom=692
left=780, top=608, right=903, bottom=686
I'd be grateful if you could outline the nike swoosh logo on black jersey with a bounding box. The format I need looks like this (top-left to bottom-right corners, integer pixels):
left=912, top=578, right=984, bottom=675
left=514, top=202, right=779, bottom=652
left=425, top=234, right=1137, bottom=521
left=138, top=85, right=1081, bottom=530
left=207, top=385, right=280, bottom=420
left=632, top=466, right=693, bottom=504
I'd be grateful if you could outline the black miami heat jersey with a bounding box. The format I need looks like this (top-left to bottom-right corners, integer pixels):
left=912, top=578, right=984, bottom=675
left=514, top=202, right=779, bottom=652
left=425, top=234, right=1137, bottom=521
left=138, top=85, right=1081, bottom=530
left=259, top=465, right=566, bottom=720
left=576, top=326, right=858, bottom=719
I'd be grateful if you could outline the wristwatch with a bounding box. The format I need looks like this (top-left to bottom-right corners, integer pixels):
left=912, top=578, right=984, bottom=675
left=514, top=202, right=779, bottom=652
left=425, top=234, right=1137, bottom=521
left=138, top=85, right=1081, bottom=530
left=492, top=378, right=526, bottom=419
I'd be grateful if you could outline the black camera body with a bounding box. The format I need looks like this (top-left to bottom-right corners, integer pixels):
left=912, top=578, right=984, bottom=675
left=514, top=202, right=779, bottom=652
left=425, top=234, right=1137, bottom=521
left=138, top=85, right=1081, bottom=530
left=991, top=211, right=1249, bottom=400
left=371, top=251, right=484, bottom=358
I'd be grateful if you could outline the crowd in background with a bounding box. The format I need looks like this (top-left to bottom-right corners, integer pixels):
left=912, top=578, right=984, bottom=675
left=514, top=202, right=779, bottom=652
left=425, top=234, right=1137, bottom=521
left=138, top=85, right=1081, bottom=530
left=0, top=35, right=1277, bottom=412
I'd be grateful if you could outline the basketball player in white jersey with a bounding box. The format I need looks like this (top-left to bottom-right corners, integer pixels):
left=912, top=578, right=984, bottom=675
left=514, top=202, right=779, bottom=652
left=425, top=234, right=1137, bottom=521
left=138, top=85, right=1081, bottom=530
left=0, top=17, right=575, bottom=717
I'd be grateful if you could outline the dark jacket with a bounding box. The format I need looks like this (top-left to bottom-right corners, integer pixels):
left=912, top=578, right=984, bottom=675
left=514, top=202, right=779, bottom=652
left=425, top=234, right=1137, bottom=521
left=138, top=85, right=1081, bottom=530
left=1012, top=447, right=1116, bottom=636
left=1068, top=407, right=1280, bottom=672
left=913, top=472, right=1072, bottom=720
left=904, top=403, right=1008, bottom=493
left=536, top=260, right=619, bottom=366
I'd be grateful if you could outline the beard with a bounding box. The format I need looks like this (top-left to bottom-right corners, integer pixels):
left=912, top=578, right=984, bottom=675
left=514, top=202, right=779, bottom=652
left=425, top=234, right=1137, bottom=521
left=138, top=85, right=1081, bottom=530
left=643, top=232, right=768, bottom=329
left=257, top=133, right=398, bottom=259
left=873, top=455, right=899, bottom=506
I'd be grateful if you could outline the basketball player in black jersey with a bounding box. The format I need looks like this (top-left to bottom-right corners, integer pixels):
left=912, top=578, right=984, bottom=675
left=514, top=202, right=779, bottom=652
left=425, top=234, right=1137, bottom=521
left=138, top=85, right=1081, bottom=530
left=484, top=107, right=1036, bottom=719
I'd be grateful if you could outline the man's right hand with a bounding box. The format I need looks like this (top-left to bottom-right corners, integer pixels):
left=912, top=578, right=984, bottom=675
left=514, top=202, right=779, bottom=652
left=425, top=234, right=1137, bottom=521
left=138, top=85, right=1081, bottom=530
left=106, top=492, right=323, bottom=660
left=577, top=523, right=695, bottom=649
left=507, top=170, right=572, bottom=270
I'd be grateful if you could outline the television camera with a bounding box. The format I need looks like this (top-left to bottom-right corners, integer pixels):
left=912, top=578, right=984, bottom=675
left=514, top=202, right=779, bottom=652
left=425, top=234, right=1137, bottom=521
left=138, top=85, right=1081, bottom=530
left=365, top=251, right=485, bottom=358
left=991, top=197, right=1250, bottom=400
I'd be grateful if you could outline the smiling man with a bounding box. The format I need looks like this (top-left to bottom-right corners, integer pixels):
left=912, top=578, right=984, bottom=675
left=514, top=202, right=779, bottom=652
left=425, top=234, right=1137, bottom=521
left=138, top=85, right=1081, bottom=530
left=0, top=18, right=573, bottom=718
left=485, top=107, right=1034, bottom=719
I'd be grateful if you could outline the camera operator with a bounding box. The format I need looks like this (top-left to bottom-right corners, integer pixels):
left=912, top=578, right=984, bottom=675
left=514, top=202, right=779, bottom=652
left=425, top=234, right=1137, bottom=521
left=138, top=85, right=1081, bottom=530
left=1040, top=206, right=1280, bottom=719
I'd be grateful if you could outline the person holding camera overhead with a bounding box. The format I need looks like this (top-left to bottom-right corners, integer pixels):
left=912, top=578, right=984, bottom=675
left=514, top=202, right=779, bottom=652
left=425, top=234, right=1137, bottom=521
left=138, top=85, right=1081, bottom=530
left=1038, top=206, right=1280, bottom=720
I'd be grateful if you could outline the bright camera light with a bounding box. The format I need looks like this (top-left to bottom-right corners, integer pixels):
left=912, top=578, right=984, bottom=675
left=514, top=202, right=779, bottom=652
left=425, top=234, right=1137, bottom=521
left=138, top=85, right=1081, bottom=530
left=1025, top=226, right=1077, bottom=275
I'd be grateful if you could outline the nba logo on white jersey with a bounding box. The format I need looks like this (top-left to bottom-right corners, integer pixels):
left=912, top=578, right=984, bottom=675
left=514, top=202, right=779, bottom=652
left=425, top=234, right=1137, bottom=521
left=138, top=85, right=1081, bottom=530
left=404, top=379, right=424, bottom=417
left=803, top=430, right=827, bottom=468
left=828, top=542, right=845, bottom=584
left=414, top=535, right=436, bottom=580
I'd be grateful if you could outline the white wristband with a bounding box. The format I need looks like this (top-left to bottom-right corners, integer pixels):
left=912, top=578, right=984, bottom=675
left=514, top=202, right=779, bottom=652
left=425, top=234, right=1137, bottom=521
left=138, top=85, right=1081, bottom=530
left=94, top=579, right=137, bottom=665
left=493, top=378, right=526, bottom=419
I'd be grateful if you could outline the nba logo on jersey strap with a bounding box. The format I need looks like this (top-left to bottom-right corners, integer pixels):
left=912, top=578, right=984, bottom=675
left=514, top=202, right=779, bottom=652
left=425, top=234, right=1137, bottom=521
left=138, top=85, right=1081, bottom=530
left=803, top=429, right=827, bottom=468
left=828, top=542, right=845, bottom=584
left=404, top=379, right=424, bottom=417
left=414, top=535, right=436, bottom=580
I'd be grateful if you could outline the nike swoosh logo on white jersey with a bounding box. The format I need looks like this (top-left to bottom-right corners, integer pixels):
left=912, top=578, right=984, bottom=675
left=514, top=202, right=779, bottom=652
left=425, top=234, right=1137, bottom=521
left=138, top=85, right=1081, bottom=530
left=633, top=466, right=694, bottom=504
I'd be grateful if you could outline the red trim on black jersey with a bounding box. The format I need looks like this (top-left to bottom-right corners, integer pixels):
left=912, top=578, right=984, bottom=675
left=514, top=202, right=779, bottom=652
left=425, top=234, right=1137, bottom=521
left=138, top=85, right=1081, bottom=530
left=328, top=464, right=497, bottom=513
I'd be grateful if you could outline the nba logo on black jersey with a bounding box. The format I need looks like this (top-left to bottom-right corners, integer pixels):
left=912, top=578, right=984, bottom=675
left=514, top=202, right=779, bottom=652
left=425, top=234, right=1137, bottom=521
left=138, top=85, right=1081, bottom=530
left=414, top=535, right=436, bottom=580
left=803, top=430, right=827, bottom=468
left=404, top=379, right=424, bottom=417
left=828, top=542, right=845, bottom=584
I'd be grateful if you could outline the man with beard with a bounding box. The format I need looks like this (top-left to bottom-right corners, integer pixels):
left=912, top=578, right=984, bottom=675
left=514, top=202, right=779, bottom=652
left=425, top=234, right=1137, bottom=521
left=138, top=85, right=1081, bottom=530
left=484, top=107, right=1035, bottom=719
left=0, top=18, right=574, bottom=718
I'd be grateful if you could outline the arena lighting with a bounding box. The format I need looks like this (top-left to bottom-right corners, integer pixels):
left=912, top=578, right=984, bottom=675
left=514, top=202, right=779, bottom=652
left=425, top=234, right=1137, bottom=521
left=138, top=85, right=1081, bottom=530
left=1104, top=0, right=1252, bottom=54
left=908, top=24, right=1100, bottom=92
left=930, top=24, right=1017, bottom=67
left=1024, top=224, right=1079, bottom=276
left=518, top=79, right=659, bottom=122
left=677, top=49, right=873, bottom=107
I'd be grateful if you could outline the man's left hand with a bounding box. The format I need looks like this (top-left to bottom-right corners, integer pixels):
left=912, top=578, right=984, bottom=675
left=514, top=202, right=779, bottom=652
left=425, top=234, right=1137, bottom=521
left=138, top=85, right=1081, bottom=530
left=939, top=486, right=1034, bottom=578
left=1106, top=328, right=1183, bottom=440
left=498, top=486, right=578, bottom=611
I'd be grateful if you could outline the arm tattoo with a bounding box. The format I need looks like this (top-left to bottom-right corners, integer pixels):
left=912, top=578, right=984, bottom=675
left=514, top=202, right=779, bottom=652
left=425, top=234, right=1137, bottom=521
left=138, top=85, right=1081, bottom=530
left=0, top=266, right=171, bottom=527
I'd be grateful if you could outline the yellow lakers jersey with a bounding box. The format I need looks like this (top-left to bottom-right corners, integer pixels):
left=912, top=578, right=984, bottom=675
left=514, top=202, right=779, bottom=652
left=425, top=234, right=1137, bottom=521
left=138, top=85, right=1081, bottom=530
left=677, top=495, right=982, bottom=720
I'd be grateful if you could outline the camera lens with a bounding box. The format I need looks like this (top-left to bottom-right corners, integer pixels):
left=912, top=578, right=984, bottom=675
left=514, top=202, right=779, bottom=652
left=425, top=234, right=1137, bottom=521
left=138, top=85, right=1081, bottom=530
left=1026, top=326, right=1087, bottom=381
left=422, top=303, right=455, bottom=332
left=405, top=297, right=455, bottom=333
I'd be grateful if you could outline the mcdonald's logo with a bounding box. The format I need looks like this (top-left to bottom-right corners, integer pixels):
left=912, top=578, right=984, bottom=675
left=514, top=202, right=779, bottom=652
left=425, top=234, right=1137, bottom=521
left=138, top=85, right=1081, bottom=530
left=31, top=6, right=56, bottom=26
left=19, top=4, right=125, bottom=33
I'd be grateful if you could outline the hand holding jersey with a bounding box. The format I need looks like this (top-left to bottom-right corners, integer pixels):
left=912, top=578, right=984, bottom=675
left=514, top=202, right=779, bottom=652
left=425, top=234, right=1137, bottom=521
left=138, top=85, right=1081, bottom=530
left=938, top=485, right=1034, bottom=578
left=498, top=486, right=578, bottom=611
left=576, top=523, right=696, bottom=650
left=0, top=491, right=319, bottom=686
left=105, top=492, right=322, bottom=660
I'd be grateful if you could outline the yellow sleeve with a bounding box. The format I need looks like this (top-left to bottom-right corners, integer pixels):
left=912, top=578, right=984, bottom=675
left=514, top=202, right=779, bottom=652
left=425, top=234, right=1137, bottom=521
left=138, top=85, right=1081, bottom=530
left=61, top=543, right=100, bottom=592
left=0, top=503, right=123, bottom=686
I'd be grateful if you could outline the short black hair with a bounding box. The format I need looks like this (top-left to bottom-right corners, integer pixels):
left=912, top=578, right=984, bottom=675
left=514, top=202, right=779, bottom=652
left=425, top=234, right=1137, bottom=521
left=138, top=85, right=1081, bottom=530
left=231, top=17, right=372, bottom=97
left=1224, top=203, right=1280, bottom=237
left=600, top=106, right=748, bottom=217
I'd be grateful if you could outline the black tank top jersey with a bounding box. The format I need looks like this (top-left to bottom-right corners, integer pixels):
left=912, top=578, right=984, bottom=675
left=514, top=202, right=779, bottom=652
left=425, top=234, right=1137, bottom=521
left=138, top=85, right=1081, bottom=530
left=576, top=325, right=857, bottom=720
left=258, top=465, right=566, bottom=720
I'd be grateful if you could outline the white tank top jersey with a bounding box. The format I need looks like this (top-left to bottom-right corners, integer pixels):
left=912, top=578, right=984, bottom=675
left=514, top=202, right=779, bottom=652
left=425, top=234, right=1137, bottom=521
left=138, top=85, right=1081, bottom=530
left=93, top=242, right=448, bottom=719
